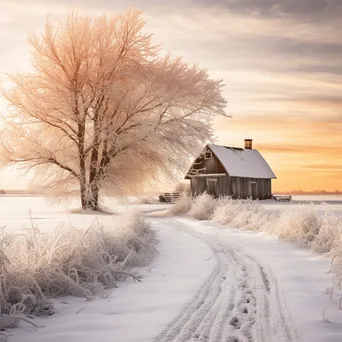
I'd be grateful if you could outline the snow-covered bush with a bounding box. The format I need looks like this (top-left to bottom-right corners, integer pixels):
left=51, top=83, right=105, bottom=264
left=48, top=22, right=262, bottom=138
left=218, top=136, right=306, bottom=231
left=312, top=212, right=342, bottom=253
left=212, top=196, right=236, bottom=224
left=275, top=206, right=322, bottom=248
left=165, top=194, right=192, bottom=216
left=188, top=193, right=216, bottom=220
left=331, top=239, right=342, bottom=288
left=174, top=182, right=191, bottom=195
left=213, top=199, right=324, bottom=247
left=249, top=209, right=278, bottom=232
left=228, top=200, right=265, bottom=230
left=169, top=196, right=341, bottom=252
left=0, top=211, right=156, bottom=319
left=321, top=214, right=342, bottom=288
left=212, top=197, right=274, bottom=231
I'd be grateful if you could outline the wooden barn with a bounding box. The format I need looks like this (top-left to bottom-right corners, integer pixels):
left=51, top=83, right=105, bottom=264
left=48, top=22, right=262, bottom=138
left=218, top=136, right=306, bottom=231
left=185, top=139, right=276, bottom=200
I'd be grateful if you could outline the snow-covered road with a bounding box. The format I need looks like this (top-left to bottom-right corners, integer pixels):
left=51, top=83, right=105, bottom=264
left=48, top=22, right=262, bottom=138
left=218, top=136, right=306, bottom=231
left=9, top=206, right=342, bottom=342
left=154, top=218, right=299, bottom=342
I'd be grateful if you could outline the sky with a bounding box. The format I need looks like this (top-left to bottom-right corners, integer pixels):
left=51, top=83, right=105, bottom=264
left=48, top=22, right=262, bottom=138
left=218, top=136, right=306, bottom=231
left=0, top=0, right=342, bottom=192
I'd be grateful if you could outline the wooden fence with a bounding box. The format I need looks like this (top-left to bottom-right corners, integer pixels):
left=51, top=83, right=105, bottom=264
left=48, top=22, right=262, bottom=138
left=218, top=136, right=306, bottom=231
left=163, top=192, right=181, bottom=203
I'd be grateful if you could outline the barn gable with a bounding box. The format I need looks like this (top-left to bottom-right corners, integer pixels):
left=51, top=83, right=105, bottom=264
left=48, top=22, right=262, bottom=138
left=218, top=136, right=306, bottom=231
left=185, top=145, right=227, bottom=179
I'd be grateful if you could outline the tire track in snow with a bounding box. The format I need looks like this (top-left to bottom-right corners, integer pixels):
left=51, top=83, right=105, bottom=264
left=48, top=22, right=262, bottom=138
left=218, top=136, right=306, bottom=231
left=153, top=218, right=300, bottom=342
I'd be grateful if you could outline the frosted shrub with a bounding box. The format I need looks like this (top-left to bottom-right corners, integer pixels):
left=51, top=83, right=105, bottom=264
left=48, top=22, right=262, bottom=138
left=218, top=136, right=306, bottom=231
left=275, top=206, right=322, bottom=248
left=212, top=197, right=237, bottom=225
left=312, top=212, right=342, bottom=253
left=221, top=200, right=249, bottom=228
left=230, top=200, right=265, bottom=230
left=331, top=239, right=342, bottom=288
left=0, top=211, right=156, bottom=319
left=321, top=215, right=342, bottom=288
left=188, top=193, right=217, bottom=220
left=199, top=197, right=338, bottom=252
left=166, top=194, right=192, bottom=216
left=212, top=198, right=268, bottom=231
left=245, top=208, right=277, bottom=232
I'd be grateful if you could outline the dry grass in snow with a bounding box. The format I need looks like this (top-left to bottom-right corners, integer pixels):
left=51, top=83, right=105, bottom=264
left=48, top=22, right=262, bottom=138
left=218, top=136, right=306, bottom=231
left=212, top=197, right=276, bottom=231
left=331, top=242, right=342, bottom=288
left=188, top=193, right=216, bottom=220
left=169, top=193, right=342, bottom=289
left=165, top=194, right=193, bottom=216
left=0, top=210, right=156, bottom=331
left=312, top=213, right=342, bottom=254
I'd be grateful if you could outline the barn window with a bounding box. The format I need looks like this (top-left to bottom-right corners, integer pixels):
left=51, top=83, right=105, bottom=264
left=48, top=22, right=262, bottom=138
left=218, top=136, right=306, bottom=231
left=204, top=151, right=212, bottom=159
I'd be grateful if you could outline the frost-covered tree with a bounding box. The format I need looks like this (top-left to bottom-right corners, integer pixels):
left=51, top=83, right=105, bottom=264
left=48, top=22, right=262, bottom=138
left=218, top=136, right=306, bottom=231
left=0, top=11, right=227, bottom=211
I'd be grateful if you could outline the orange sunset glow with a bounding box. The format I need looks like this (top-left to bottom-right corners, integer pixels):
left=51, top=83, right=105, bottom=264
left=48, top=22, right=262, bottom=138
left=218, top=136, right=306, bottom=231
left=1, top=0, right=342, bottom=192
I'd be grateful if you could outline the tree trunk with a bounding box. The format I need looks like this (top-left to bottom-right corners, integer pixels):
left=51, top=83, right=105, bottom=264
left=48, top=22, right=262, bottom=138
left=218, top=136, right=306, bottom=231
left=80, top=181, right=87, bottom=209
left=88, top=182, right=99, bottom=211
left=80, top=181, right=99, bottom=211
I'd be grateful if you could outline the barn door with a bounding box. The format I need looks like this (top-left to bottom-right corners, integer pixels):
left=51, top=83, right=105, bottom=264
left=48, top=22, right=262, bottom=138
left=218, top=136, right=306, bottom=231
left=206, top=179, right=217, bottom=198
left=250, top=182, right=257, bottom=199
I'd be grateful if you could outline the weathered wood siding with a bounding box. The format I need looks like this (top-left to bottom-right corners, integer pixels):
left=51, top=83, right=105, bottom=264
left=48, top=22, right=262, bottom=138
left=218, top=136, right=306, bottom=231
left=190, top=150, right=226, bottom=174
left=190, top=177, right=207, bottom=197
left=230, top=177, right=272, bottom=200
left=190, top=175, right=272, bottom=200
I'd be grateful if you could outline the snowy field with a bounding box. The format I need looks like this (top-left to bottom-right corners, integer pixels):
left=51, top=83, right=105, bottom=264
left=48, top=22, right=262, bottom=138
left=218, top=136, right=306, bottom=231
left=1, top=195, right=342, bottom=341
left=0, top=196, right=215, bottom=342
left=262, top=195, right=342, bottom=219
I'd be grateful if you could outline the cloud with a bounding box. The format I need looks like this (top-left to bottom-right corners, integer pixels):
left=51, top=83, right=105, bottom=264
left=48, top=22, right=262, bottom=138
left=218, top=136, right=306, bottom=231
left=196, top=0, right=342, bottom=19
left=258, top=144, right=342, bottom=155
left=304, top=164, right=342, bottom=170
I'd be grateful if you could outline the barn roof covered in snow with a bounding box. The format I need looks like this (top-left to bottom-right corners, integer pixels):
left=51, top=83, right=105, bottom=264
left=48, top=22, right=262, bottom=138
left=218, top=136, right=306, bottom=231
left=186, top=144, right=276, bottom=179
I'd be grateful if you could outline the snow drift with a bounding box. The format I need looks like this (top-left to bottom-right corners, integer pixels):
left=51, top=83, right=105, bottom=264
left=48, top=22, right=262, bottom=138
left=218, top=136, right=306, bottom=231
left=0, top=211, right=156, bottom=324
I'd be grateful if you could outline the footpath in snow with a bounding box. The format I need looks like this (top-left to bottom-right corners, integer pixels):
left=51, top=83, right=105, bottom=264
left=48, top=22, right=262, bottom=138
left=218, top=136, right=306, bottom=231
left=11, top=217, right=215, bottom=342
left=169, top=216, right=342, bottom=342
left=154, top=217, right=299, bottom=342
